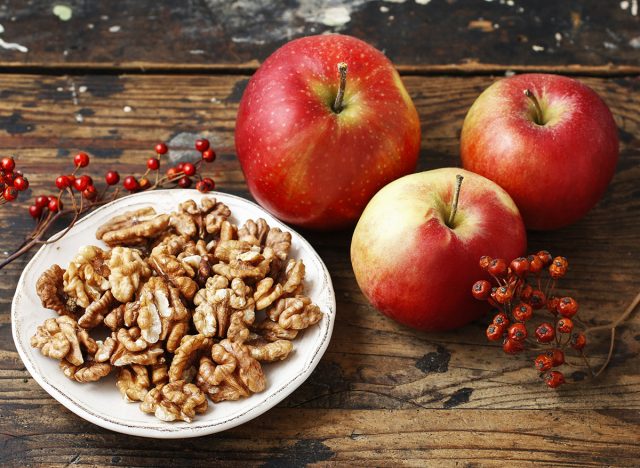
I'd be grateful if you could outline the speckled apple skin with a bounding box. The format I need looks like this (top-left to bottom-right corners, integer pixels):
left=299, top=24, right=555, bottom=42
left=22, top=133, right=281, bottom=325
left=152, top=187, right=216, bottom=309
left=235, top=34, right=421, bottom=230
left=461, top=73, right=619, bottom=230
left=351, top=168, right=526, bottom=331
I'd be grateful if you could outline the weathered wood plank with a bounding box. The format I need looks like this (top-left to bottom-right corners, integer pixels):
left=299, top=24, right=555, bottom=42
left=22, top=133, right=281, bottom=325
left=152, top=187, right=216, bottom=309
left=0, top=408, right=638, bottom=466
left=0, top=1, right=638, bottom=73
left=0, top=73, right=637, bottom=464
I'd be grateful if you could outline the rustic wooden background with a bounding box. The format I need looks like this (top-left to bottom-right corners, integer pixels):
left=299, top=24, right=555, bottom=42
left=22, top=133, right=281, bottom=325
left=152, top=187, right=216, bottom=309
left=0, top=0, right=638, bottom=466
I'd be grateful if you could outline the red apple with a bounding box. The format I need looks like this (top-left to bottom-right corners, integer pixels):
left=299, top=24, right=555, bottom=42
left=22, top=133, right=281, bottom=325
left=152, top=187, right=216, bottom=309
left=460, top=73, right=618, bottom=230
left=235, top=34, right=421, bottom=229
left=351, top=168, right=526, bottom=331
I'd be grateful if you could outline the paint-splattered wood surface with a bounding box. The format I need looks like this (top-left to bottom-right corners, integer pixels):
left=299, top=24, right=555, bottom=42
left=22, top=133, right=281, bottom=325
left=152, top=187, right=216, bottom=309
left=0, top=0, right=638, bottom=73
left=0, top=73, right=638, bottom=466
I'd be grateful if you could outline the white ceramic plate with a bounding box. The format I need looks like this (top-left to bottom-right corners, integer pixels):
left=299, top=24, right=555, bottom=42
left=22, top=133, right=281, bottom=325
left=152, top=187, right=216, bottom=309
left=12, top=190, right=336, bottom=439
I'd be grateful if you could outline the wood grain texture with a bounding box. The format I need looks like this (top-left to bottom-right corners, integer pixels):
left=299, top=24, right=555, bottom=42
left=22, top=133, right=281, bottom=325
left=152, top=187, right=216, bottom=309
left=0, top=73, right=638, bottom=465
left=0, top=0, right=638, bottom=74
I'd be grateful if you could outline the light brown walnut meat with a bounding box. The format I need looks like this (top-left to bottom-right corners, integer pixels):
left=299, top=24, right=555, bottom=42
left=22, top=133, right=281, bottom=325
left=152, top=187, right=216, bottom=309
left=111, top=343, right=164, bottom=367
left=213, top=240, right=253, bottom=263
left=170, top=198, right=231, bottom=239
left=36, top=264, right=78, bottom=317
left=251, top=318, right=299, bottom=342
left=253, top=277, right=284, bottom=311
left=281, top=259, right=305, bottom=295
left=97, top=208, right=170, bottom=247
left=169, top=334, right=211, bottom=382
left=148, top=252, right=198, bottom=301
left=193, top=276, right=255, bottom=338
left=246, top=340, right=293, bottom=362
left=267, top=296, right=323, bottom=330
left=265, top=227, right=291, bottom=261
left=78, top=290, right=116, bottom=329
left=137, top=277, right=189, bottom=345
left=104, top=302, right=139, bottom=331
left=60, top=359, right=111, bottom=383
left=108, top=247, right=151, bottom=303
left=63, top=246, right=111, bottom=309
left=116, top=365, right=150, bottom=402
left=196, top=339, right=265, bottom=403
left=238, top=218, right=270, bottom=246
left=150, top=363, right=169, bottom=385
left=116, top=326, right=148, bottom=352
left=213, top=249, right=273, bottom=280
left=140, top=380, right=208, bottom=423
left=31, top=316, right=95, bottom=366
left=94, top=334, right=117, bottom=362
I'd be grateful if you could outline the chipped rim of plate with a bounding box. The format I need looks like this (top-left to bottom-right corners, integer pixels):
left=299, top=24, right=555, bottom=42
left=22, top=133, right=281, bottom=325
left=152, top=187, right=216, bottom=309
left=11, top=189, right=336, bottom=439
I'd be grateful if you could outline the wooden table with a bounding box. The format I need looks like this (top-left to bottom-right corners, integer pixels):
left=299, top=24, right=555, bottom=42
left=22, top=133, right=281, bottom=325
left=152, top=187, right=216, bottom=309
left=0, top=1, right=638, bottom=465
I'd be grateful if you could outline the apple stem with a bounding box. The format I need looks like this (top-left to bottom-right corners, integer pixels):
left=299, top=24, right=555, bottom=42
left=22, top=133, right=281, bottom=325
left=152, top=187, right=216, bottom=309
left=524, top=89, right=544, bottom=125
left=447, top=174, right=464, bottom=228
left=333, top=62, right=348, bottom=113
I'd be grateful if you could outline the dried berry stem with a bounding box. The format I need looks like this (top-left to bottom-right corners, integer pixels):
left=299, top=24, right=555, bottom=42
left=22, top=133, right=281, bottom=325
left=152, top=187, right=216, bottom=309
left=333, top=62, right=348, bottom=113
left=582, top=289, right=640, bottom=377
left=447, top=174, right=464, bottom=227
left=524, top=89, right=544, bottom=125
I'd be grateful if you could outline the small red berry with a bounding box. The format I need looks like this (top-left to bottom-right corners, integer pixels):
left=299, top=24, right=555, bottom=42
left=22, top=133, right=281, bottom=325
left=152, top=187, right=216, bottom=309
left=73, top=152, right=90, bottom=168
left=155, top=142, right=168, bottom=155
left=487, top=258, right=507, bottom=277
left=138, top=178, right=151, bottom=190
left=557, top=297, right=578, bottom=318
left=56, top=175, right=71, bottom=190
left=548, top=349, right=565, bottom=367
left=509, top=257, right=529, bottom=277
left=123, top=176, right=139, bottom=192
left=195, top=138, right=210, bottom=152
left=178, top=176, right=192, bottom=188
left=28, top=205, right=42, bottom=218
left=166, top=167, right=180, bottom=181
left=3, top=186, right=18, bottom=201
left=13, top=176, right=28, bottom=191
left=513, top=302, right=533, bottom=322
left=535, top=354, right=554, bottom=372
left=202, top=177, right=215, bottom=190
left=195, top=180, right=210, bottom=193
left=472, top=280, right=492, bottom=300
left=527, top=255, right=544, bottom=274
left=520, top=284, right=533, bottom=301
left=544, top=371, right=565, bottom=388
left=529, top=289, right=546, bottom=310
left=508, top=323, right=527, bottom=341
left=536, top=250, right=553, bottom=266
left=201, top=148, right=216, bottom=162
left=557, top=317, right=574, bottom=334
left=47, top=195, right=56, bottom=203
left=48, top=197, right=62, bottom=212
left=176, top=162, right=185, bottom=172
left=35, top=195, right=49, bottom=208
left=73, top=175, right=91, bottom=192
left=570, top=332, right=586, bottom=350
left=549, top=256, right=568, bottom=279
left=492, top=312, right=510, bottom=328
left=503, top=338, right=524, bottom=354
left=494, top=286, right=513, bottom=304
left=105, top=170, right=120, bottom=186
left=479, top=255, right=492, bottom=270
left=546, top=296, right=559, bottom=315
left=2, top=172, right=13, bottom=185
left=182, top=162, right=196, bottom=176
left=147, top=158, right=160, bottom=170
left=486, top=324, right=503, bottom=341
left=82, top=185, right=97, bottom=200
left=535, top=322, right=556, bottom=343
left=1, top=156, right=15, bottom=172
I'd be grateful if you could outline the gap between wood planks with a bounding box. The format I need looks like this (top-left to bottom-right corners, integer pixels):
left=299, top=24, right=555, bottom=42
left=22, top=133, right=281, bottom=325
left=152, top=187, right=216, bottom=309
left=0, top=62, right=637, bottom=77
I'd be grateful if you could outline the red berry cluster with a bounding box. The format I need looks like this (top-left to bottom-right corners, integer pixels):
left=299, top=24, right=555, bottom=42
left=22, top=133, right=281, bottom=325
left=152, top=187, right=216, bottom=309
left=472, top=252, right=587, bottom=389
left=122, top=139, right=216, bottom=193
left=0, top=157, right=29, bottom=205
left=28, top=152, right=95, bottom=218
